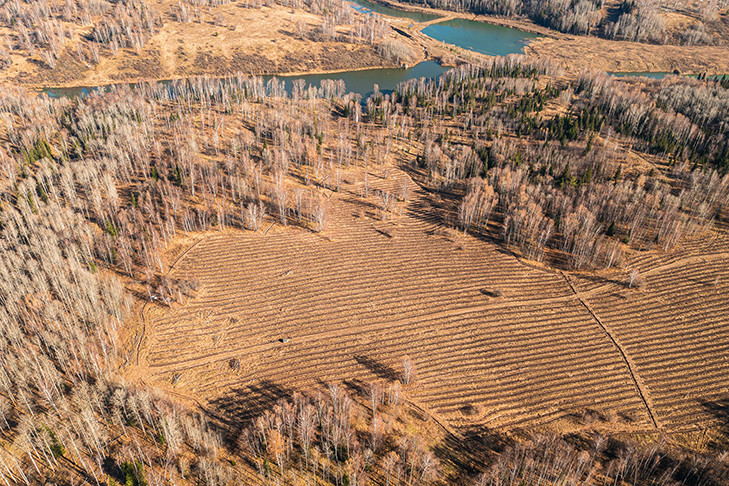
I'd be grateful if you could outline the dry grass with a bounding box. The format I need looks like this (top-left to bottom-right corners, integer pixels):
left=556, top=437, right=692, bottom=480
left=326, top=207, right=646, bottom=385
left=385, top=0, right=729, bottom=74
left=2, top=3, right=394, bottom=88
left=524, top=34, right=729, bottom=74
left=585, top=236, right=729, bottom=433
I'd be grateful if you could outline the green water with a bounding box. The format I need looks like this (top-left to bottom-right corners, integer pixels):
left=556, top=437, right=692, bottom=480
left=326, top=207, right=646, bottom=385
left=350, top=0, right=538, bottom=57
left=41, top=0, right=538, bottom=100
left=41, top=61, right=447, bottom=99
left=422, top=18, right=538, bottom=57
left=350, top=0, right=441, bottom=22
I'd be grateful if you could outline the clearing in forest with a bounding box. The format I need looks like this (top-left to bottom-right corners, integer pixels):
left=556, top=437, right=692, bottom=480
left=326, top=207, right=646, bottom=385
left=135, top=165, right=729, bottom=436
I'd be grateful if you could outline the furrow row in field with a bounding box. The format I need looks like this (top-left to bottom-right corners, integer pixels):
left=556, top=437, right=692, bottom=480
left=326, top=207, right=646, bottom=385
left=145, top=301, right=595, bottom=367
left=583, top=254, right=729, bottom=431
left=148, top=296, right=587, bottom=347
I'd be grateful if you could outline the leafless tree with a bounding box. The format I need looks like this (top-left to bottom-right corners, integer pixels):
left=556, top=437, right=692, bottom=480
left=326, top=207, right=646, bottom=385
left=245, top=201, right=266, bottom=231
left=401, top=357, right=415, bottom=386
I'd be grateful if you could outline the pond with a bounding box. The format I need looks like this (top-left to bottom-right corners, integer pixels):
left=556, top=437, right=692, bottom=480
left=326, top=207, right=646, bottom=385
left=350, top=0, right=538, bottom=57
left=37, top=2, right=544, bottom=100
left=422, top=18, right=538, bottom=57
left=609, top=72, right=671, bottom=79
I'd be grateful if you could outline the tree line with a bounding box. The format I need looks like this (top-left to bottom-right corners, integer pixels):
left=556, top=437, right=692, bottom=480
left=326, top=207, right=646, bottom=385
left=365, top=57, right=728, bottom=269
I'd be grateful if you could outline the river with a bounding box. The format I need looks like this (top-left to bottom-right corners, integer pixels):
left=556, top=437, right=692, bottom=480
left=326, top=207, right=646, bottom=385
left=42, top=0, right=538, bottom=99
left=350, top=0, right=441, bottom=22
left=42, top=61, right=447, bottom=99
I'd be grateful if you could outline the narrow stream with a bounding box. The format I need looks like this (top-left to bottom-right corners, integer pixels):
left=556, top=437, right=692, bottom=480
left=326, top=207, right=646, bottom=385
left=610, top=72, right=728, bottom=80
left=38, top=0, right=727, bottom=100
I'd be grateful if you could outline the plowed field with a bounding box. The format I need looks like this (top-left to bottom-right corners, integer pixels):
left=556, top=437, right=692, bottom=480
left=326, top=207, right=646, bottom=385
left=136, top=169, right=729, bottom=436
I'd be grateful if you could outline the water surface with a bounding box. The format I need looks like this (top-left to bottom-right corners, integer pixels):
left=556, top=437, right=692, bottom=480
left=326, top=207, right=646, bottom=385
left=351, top=0, right=441, bottom=22
left=273, top=60, right=446, bottom=97
left=41, top=0, right=537, bottom=99
left=609, top=72, right=671, bottom=79
left=350, top=0, right=537, bottom=56
left=42, top=61, right=447, bottom=99
left=610, top=72, right=728, bottom=80
left=422, top=18, right=538, bottom=57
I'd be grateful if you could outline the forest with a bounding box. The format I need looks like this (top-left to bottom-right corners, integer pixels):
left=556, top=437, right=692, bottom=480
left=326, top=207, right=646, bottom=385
left=0, top=53, right=728, bottom=484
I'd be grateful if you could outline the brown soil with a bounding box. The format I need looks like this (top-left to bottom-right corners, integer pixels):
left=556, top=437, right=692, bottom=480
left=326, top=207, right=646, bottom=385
left=7, top=0, right=728, bottom=91
left=127, top=160, right=729, bottom=438
left=524, top=35, right=729, bottom=74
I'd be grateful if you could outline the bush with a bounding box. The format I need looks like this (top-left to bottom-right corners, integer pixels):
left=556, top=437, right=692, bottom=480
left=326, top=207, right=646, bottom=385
left=377, top=39, right=416, bottom=65
left=121, top=460, right=148, bottom=486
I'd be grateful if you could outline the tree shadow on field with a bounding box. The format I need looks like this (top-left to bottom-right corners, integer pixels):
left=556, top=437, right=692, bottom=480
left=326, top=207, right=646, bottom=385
left=341, top=377, right=367, bottom=399
left=340, top=195, right=382, bottom=219
left=207, top=379, right=293, bottom=432
left=406, top=189, right=455, bottom=229
left=701, top=397, right=729, bottom=449
left=398, top=162, right=640, bottom=285
left=337, top=371, right=512, bottom=483
left=353, top=354, right=399, bottom=381
left=570, top=271, right=631, bottom=289
left=434, top=423, right=513, bottom=484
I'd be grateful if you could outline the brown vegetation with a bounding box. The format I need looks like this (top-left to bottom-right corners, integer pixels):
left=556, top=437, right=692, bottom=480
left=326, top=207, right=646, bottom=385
left=381, top=0, right=729, bottom=74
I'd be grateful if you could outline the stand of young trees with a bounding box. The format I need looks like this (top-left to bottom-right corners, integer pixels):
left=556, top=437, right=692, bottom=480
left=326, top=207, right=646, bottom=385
left=241, top=383, right=440, bottom=485
left=475, top=433, right=729, bottom=486
left=0, top=68, right=420, bottom=481
left=0, top=75, right=349, bottom=484
left=0, top=159, right=230, bottom=484
left=365, top=57, right=729, bottom=269
left=0, top=0, right=162, bottom=68
left=577, top=71, right=729, bottom=173
left=605, top=0, right=667, bottom=43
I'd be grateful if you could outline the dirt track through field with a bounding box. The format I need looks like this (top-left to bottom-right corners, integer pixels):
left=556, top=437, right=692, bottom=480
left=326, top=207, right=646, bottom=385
left=562, top=272, right=659, bottom=429
left=135, top=177, right=729, bottom=434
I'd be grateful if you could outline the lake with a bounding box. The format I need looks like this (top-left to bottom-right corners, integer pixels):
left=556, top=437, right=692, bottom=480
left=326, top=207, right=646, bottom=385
left=42, top=2, right=538, bottom=99
left=422, top=18, right=538, bottom=57
left=350, top=0, right=538, bottom=57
